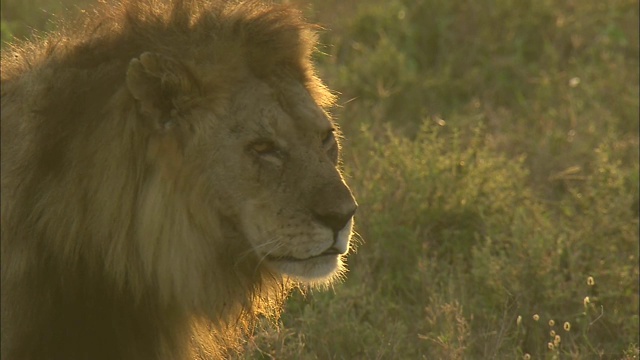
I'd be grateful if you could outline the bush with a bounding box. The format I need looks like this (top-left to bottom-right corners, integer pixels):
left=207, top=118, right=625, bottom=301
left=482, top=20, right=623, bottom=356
left=242, top=119, right=637, bottom=358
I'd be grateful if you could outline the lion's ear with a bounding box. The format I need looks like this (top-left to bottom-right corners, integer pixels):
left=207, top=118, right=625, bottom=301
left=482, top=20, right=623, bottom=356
left=126, top=52, right=198, bottom=120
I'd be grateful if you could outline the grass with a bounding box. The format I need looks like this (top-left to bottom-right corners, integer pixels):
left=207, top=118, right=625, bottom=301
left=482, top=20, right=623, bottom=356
left=3, top=0, right=638, bottom=358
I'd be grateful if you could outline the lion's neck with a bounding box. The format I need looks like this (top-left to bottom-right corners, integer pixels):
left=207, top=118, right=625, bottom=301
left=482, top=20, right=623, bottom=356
left=5, top=256, right=193, bottom=360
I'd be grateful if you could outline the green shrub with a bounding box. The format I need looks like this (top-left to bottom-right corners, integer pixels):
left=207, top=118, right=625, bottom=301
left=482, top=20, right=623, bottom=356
left=322, top=0, right=638, bottom=192
left=242, top=121, right=638, bottom=359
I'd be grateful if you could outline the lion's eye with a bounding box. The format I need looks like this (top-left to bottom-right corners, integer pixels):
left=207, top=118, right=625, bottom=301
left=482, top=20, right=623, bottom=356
left=250, top=140, right=278, bottom=156
left=322, top=128, right=335, bottom=147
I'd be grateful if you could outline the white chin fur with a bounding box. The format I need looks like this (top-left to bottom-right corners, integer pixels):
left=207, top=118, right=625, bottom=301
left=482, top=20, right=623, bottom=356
left=268, top=254, right=343, bottom=283
left=258, top=217, right=354, bottom=283
left=333, top=218, right=353, bottom=254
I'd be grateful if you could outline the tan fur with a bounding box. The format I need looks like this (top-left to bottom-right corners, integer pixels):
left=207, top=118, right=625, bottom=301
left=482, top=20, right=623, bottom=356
left=0, top=1, right=356, bottom=359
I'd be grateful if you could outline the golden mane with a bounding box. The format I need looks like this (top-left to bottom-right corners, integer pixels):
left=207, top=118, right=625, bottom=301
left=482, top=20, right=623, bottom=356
left=1, top=1, right=342, bottom=358
left=2, top=0, right=335, bottom=115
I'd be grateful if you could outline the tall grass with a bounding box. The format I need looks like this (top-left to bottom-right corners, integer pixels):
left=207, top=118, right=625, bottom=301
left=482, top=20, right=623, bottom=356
left=3, top=0, right=638, bottom=358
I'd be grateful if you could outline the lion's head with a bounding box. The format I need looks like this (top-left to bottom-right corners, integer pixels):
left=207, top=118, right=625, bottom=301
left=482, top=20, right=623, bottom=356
left=128, top=50, right=357, bottom=291
left=1, top=0, right=356, bottom=358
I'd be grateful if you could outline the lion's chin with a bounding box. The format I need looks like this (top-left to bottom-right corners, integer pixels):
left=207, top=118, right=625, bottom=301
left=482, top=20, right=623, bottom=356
left=265, top=254, right=343, bottom=283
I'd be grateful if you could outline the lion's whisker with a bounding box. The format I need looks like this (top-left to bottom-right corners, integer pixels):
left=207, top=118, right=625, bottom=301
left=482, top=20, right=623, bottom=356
left=234, top=236, right=281, bottom=262
left=252, top=241, right=286, bottom=276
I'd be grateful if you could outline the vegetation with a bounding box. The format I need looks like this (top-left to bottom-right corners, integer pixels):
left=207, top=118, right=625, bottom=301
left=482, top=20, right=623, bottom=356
left=3, top=0, right=638, bottom=358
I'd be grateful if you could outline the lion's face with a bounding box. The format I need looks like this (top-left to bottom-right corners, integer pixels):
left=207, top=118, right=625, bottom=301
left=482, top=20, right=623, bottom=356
left=184, top=77, right=357, bottom=283
left=126, top=51, right=356, bottom=291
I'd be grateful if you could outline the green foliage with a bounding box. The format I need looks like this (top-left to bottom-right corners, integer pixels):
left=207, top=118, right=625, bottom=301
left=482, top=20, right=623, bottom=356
left=1, top=0, right=93, bottom=48
left=243, top=122, right=637, bottom=359
left=3, top=0, right=637, bottom=358
left=321, top=0, right=639, bottom=190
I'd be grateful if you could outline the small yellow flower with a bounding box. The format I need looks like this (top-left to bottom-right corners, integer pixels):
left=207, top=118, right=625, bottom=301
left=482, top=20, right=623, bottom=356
left=587, top=276, right=595, bottom=286
left=550, top=330, right=556, bottom=337
left=548, top=342, right=555, bottom=350
left=517, top=315, right=522, bottom=326
left=554, top=334, right=561, bottom=345
left=569, top=77, right=581, bottom=88
left=583, top=296, right=590, bottom=307
left=563, top=322, right=571, bottom=331
left=548, top=319, right=555, bottom=327
left=533, top=314, right=540, bottom=321
left=523, top=354, right=531, bottom=360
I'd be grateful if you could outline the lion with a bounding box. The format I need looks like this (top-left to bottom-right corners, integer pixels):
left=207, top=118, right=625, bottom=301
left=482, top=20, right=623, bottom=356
left=0, top=0, right=357, bottom=359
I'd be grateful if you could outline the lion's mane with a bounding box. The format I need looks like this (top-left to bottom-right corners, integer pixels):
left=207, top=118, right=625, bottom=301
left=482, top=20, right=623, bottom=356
left=1, top=1, right=336, bottom=359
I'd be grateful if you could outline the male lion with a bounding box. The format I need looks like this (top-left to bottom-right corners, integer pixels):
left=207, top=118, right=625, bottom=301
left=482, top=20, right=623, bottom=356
left=0, top=0, right=357, bottom=359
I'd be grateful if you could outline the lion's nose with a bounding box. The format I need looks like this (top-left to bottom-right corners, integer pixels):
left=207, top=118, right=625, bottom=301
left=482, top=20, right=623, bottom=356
left=313, top=206, right=357, bottom=234
left=310, top=177, right=357, bottom=234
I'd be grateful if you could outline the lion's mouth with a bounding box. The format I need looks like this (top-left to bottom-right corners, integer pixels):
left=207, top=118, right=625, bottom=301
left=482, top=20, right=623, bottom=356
left=265, top=247, right=343, bottom=262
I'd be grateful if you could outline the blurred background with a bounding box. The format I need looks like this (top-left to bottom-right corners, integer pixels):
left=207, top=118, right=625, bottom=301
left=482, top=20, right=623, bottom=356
left=2, top=0, right=638, bottom=358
